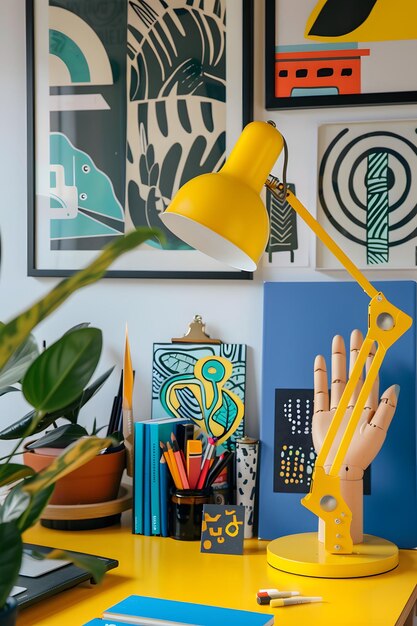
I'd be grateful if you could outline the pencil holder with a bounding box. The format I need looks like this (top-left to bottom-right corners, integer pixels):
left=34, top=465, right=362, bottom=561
left=169, top=488, right=212, bottom=541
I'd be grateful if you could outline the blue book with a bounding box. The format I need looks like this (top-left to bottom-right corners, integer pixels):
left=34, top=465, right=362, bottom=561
left=133, top=421, right=146, bottom=535
left=143, top=422, right=151, bottom=536
left=149, top=418, right=189, bottom=535
left=135, top=418, right=189, bottom=536
left=101, top=595, right=274, bottom=626
left=159, top=455, right=169, bottom=537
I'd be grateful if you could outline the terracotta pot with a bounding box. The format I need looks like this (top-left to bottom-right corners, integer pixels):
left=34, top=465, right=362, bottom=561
left=23, top=447, right=126, bottom=505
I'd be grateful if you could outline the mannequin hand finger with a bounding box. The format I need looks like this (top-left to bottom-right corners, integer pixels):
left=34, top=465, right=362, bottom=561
left=314, top=355, right=329, bottom=413
left=330, top=335, right=346, bottom=410
left=355, top=423, right=387, bottom=469
left=368, top=385, right=399, bottom=431
left=348, top=329, right=364, bottom=407
left=364, top=342, right=378, bottom=415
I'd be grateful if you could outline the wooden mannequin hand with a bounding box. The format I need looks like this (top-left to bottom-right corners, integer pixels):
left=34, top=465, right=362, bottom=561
left=312, top=329, right=399, bottom=481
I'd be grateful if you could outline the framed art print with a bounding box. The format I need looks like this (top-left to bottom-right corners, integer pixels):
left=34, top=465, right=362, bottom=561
left=265, top=0, right=417, bottom=110
left=27, top=0, right=254, bottom=278
left=316, top=119, right=417, bottom=270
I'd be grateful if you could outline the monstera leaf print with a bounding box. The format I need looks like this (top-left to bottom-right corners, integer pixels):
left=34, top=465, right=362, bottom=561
left=126, top=1, right=226, bottom=249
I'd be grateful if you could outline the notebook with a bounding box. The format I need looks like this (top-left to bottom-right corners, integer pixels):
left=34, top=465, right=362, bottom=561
left=83, top=594, right=274, bottom=626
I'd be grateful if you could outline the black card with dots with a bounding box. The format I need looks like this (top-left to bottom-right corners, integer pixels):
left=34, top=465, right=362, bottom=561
left=273, top=388, right=370, bottom=495
left=273, top=389, right=316, bottom=494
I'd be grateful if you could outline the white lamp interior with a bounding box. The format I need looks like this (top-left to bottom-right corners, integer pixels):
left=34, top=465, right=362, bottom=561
left=160, top=213, right=257, bottom=272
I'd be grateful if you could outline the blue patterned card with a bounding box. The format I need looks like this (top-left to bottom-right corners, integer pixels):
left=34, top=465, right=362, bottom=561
left=152, top=343, right=246, bottom=449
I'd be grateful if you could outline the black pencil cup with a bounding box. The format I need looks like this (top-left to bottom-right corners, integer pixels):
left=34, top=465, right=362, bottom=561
left=169, top=488, right=212, bottom=541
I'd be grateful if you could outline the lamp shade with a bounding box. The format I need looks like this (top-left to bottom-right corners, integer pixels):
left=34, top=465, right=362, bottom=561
left=160, top=121, right=284, bottom=271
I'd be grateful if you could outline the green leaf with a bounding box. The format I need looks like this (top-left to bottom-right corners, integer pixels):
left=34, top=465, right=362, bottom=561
left=45, top=549, right=107, bottom=584
left=64, top=322, right=90, bottom=334
left=17, top=485, right=54, bottom=532
left=0, top=366, right=114, bottom=440
left=0, top=331, right=39, bottom=388
left=0, top=228, right=162, bottom=372
left=62, top=366, right=115, bottom=424
left=22, top=436, right=113, bottom=495
left=0, top=488, right=30, bottom=523
left=0, top=463, right=34, bottom=487
left=0, top=409, right=43, bottom=440
left=26, top=424, right=88, bottom=450
left=22, top=328, right=102, bottom=413
left=212, top=393, right=238, bottom=430
left=108, top=430, right=124, bottom=445
left=0, top=522, right=22, bottom=608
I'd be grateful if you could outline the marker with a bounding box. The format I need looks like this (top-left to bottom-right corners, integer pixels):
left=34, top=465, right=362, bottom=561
left=197, top=438, right=216, bottom=489
left=257, top=589, right=299, bottom=604
left=200, top=436, right=217, bottom=469
left=186, top=439, right=202, bottom=489
left=270, top=596, right=323, bottom=608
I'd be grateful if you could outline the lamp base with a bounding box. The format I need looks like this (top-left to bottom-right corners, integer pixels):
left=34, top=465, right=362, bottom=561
left=267, top=532, right=398, bottom=578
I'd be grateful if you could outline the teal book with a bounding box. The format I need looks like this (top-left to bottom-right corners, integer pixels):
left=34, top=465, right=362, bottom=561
left=99, top=594, right=274, bottom=626
left=133, top=421, right=146, bottom=535
left=143, top=422, right=151, bottom=536
left=149, top=417, right=189, bottom=535
left=159, top=455, right=169, bottom=537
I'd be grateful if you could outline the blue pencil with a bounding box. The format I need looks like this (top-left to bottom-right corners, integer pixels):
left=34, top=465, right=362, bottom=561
left=159, top=455, right=169, bottom=537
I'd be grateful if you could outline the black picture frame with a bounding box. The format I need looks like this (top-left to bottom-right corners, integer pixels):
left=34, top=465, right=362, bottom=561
left=27, top=0, right=254, bottom=279
left=265, top=0, right=417, bottom=111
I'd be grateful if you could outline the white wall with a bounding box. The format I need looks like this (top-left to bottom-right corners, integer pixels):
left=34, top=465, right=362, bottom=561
left=0, top=1, right=416, bottom=460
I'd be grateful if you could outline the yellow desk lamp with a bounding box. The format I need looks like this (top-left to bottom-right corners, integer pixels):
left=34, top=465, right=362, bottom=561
left=160, top=121, right=412, bottom=578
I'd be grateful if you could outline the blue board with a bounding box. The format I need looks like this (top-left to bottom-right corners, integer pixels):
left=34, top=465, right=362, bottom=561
left=259, top=281, right=417, bottom=548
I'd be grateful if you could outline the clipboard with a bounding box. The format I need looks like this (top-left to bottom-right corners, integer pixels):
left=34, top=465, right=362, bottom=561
left=152, top=317, right=246, bottom=447
left=171, top=315, right=221, bottom=344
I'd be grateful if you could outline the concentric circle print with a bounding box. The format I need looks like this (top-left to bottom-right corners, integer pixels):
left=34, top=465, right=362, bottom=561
left=318, top=127, right=417, bottom=265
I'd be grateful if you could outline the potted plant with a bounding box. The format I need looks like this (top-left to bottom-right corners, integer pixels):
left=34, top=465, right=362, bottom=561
left=0, top=324, right=125, bottom=508
left=0, top=227, right=160, bottom=624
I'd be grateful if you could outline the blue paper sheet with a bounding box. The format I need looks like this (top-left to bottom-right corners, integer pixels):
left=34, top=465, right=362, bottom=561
left=259, top=281, right=417, bottom=548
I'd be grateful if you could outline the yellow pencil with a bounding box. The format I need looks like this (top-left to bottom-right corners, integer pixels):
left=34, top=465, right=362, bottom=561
left=160, top=441, right=176, bottom=481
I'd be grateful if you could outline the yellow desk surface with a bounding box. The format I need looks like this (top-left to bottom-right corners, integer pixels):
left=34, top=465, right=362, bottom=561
left=20, top=513, right=417, bottom=626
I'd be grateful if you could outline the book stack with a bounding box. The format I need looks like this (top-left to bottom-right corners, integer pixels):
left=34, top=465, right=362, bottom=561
left=83, top=594, right=274, bottom=625
left=133, top=417, right=192, bottom=536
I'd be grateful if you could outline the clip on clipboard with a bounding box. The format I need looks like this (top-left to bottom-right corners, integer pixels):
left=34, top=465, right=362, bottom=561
left=171, top=315, right=221, bottom=344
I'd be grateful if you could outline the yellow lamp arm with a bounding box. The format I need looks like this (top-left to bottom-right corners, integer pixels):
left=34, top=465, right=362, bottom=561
left=315, top=335, right=375, bottom=471
left=266, top=181, right=412, bottom=554
left=267, top=183, right=378, bottom=299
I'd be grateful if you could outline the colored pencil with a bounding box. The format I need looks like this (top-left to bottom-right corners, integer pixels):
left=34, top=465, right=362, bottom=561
left=159, top=441, right=178, bottom=487
left=197, top=440, right=216, bottom=489
left=171, top=433, right=190, bottom=489
left=166, top=441, right=183, bottom=489
left=206, top=451, right=234, bottom=487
